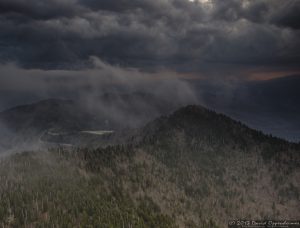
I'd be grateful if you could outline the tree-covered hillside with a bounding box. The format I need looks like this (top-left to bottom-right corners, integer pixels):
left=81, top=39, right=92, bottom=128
left=0, top=105, right=299, bottom=227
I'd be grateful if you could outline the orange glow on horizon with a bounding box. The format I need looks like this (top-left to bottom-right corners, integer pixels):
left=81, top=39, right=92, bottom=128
left=248, top=69, right=300, bottom=81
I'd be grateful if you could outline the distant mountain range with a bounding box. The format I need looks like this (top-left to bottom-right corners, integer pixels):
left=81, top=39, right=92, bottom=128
left=0, top=93, right=183, bottom=150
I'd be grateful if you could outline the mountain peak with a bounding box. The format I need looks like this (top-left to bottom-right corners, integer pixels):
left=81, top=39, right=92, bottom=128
left=140, top=104, right=290, bottom=151
left=172, top=105, right=211, bottom=118
left=168, top=104, right=228, bottom=128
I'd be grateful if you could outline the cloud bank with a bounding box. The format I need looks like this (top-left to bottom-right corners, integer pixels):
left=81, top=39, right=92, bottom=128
left=0, top=57, right=197, bottom=110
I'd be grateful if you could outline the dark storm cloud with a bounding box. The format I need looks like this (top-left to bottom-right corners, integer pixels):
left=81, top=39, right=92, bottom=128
left=266, top=0, right=300, bottom=30
left=79, top=0, right=150, bottom=12
left=0, top=0, right=299, bottom=71
left=0, top=0, right=81, bottom=20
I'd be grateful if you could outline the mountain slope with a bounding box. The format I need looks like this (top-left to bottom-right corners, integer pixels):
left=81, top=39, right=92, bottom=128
left=0, top=105, right=299, bottom=227
left=134, top=105, right=300, bottom=224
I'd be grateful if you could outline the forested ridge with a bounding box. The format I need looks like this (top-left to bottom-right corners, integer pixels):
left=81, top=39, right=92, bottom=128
left=0, top=105, right=299, bottom=227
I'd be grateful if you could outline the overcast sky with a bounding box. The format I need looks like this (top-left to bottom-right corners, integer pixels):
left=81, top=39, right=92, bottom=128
left=0, top=0, right=299, bottom=140
left=0, top=0, right=299, bottom=71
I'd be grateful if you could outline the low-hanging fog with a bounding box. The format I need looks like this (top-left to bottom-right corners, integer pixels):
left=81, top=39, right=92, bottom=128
left=0, top=0, right=299, bottom=142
